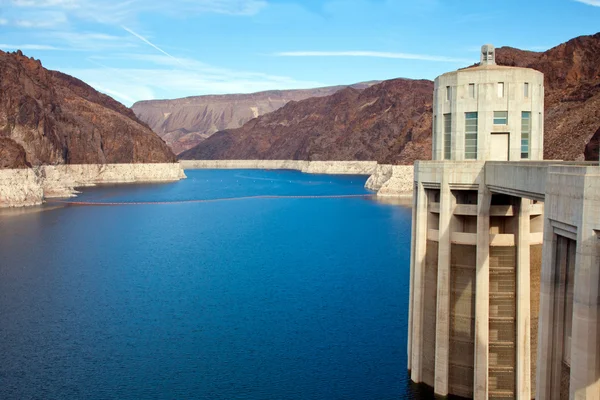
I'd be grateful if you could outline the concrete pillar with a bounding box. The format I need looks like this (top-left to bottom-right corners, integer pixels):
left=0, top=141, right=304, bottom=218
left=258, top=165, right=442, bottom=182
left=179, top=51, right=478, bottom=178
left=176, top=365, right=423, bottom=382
left=516, top=198, right=532, bottom=399
left=536, top=226, right=564, bottom=399
left=410, top=180, right=428, bottom=382
left=569, top=229, right=600, bottom=399
left=408, top=181, right=417, bottom=371
left=474, top=185, right=491, bottom=400
left=434, top=173, right=453, bottom=395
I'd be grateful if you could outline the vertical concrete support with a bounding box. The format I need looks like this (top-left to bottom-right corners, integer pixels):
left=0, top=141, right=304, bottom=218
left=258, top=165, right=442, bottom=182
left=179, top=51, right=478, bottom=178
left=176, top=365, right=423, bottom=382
left=410, top=180, right=428, bottom=382
left=536, top=225, right=559, bottom=399
left=408, top=181, right=418, bottom=371
left=517, top=198, right=532, bottom=399
left=569, top=184, right=600, bottom=399
left=434, top=173, right=453, bottom=395
left=474, top=185, right=491, bottom=400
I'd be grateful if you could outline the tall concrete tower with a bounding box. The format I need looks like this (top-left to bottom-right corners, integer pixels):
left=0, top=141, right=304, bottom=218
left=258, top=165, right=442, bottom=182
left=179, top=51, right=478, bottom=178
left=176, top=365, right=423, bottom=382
left=408, top=46, right=545, bottom=399
left=432, top=45, right=544, bottom=162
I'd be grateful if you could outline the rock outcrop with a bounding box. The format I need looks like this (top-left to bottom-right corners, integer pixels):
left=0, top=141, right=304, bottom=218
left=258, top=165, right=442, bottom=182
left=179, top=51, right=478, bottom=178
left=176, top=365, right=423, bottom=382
left=132, top=82, right=379, bottom=154
left=365, top=164, right=414, bottom=197
left=181, top=32, right=600, bottom=164
left=0, top=50, right=176, bottom=168
left=179, top=78, right=434, bottom=164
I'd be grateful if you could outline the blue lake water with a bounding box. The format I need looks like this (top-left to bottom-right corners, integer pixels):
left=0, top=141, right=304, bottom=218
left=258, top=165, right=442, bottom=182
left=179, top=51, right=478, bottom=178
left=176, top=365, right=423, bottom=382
left=0, top=169, right=432, bottom=399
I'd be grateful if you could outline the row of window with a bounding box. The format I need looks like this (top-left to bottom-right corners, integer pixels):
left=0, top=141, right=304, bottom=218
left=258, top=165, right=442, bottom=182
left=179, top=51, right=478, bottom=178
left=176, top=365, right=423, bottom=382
left=445, top=82, right=531, bottom=100
left=440, top=111, right=531, bottom=160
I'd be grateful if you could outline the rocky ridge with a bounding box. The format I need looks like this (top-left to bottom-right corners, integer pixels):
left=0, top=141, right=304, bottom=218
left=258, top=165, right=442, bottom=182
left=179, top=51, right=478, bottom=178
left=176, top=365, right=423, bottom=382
left=0, top=50, right=176, bottom=169
left=132, top=82, right=379, bottom=155
left=179, top=78, right=434, bottom=164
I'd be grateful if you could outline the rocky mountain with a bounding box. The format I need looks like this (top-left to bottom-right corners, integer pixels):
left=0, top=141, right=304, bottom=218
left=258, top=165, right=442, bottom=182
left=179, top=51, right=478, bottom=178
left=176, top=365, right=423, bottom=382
left=179, top=78, right=433, bottom=163
left=131, top=82, right=379, bottom=155
left=0, top=50, right=176, bottom=169
left=181, top=32, right=600, bottom=164
left=495, top=32, right=600, bottom=161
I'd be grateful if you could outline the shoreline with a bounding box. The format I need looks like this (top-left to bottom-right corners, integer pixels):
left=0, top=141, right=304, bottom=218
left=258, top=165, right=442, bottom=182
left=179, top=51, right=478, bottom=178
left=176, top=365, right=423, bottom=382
left=0, top=163, right=186, bottom=208
left=180, top=160, right=414, bottom=198
left=1, top=160, right=413, bottom=208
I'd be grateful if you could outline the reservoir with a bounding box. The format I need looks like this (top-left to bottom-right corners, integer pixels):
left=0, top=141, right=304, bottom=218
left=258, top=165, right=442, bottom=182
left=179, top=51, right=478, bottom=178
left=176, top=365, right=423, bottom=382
left=0, top=169, right=430, bottom=399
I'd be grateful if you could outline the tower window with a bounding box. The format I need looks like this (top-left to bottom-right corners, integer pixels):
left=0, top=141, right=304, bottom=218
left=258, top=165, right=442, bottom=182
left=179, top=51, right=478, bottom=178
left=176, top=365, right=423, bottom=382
left=444, top=113, right=452, bottom=160
left=465, top=112, right=478, bottom=160
left=446, top=86, right=451, bottom=101
left=521, top=111, right=531, bottom=159
left=493, top=111, right=508, bottom=125
left=468, top=83, right=475, bottom=98
left=497, top=82, right=504, bottom=98
left=524, top=82, right=529, bottom=98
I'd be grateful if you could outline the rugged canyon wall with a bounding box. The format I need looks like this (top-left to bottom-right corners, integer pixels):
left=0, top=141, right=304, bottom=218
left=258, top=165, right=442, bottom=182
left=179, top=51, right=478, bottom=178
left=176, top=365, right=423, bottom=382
left=132, top=82, right=378, bottom=155
left=181, top=32, right=600, bottom=164
left=0, top=163, right=186, bottom=207
left=0, top=50, right=176, bottom=169
left=179, top=78, right=434, bottom=164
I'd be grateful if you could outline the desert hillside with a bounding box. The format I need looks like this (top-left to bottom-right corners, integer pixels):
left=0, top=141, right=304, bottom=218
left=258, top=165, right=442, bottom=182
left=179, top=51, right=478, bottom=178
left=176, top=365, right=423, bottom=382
left=0, top=50, right=176, bottom=169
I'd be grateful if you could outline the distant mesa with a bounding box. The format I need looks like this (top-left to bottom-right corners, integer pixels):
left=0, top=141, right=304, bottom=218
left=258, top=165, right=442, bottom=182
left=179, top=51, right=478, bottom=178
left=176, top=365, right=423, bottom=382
left=0, top=49, right=176, bottom=169
left=131, top=82, right=380, bottom=155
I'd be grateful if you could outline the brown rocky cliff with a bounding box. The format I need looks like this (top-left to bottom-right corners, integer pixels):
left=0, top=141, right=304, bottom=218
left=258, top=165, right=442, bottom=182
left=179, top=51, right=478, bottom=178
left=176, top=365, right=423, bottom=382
left=132, top=82, right=379, bottom=155
left=0, top=50, right=176, bottom=168
left=179, top=79, right=433, bottom=164
left=496, top=33, right=600, bottom=161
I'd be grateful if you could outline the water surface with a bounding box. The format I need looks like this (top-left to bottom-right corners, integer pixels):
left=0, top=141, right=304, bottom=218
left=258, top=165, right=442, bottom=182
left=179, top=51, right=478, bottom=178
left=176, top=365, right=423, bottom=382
left=0, top=169, right=431, bottom=399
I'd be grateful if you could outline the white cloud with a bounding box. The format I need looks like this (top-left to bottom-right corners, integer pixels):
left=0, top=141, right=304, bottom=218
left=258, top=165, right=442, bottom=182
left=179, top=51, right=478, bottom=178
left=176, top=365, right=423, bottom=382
left=574, top=0, right=600, bottom=5
left=0, top=43, right=64, bottom=50
left=275, top=51, right=471, bottom=63
left=8, top=0, right=268, bottom=24
left=45, top=31, right=136, bottom=51
left=62, top=63, right=324, bottom=106
left=12, top=11, right=68, bottom=28
left=0, top=18, right=7, bottom=25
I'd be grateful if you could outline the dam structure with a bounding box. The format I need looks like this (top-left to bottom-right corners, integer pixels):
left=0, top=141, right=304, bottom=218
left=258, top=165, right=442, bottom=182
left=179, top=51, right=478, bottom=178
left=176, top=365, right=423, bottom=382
left=407, top=45, right=600, bottom=399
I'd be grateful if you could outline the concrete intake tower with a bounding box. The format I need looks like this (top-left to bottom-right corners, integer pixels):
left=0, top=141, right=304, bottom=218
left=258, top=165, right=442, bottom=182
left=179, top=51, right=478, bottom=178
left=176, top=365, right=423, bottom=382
left=408, top=44, right=600, bottom=400
left=409, top=45, right=545, bottom=399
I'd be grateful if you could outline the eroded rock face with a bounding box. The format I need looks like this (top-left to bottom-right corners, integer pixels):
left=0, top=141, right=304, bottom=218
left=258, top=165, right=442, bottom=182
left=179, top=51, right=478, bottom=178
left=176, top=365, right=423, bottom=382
left=131, top=82, right=379, bottom=155
left=181, top=32, right=600, bottom=164
left=495, top=33, right=600, bottom=161
left=179, top=79, right=434, bottom=164
left=0, top=50, right=176, bottom=168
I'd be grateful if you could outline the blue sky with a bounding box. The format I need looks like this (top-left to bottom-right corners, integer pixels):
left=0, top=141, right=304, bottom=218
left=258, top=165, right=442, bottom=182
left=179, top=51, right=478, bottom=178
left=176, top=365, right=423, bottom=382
left=1, top=0, right=599, bottom=106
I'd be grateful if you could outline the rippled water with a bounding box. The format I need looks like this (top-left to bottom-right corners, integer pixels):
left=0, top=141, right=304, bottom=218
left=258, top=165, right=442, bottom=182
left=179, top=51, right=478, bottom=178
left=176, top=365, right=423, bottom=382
left=0, top=169, right=433, bottom=399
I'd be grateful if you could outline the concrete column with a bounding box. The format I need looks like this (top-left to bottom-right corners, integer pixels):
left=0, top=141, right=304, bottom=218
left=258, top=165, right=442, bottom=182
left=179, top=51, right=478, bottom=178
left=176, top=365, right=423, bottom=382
left=410, top=180, right=428, bottom=382
left=516, top=198, right=532, bottom=399
left=537, top=227, right=565, bottom=399
left=407, top=180, right=418, bottom=371
left=474, top=185, right=491, bottom=400
left=434, top=173, right=453, bottom=395
left=569, top=223, right=600, bottom=398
